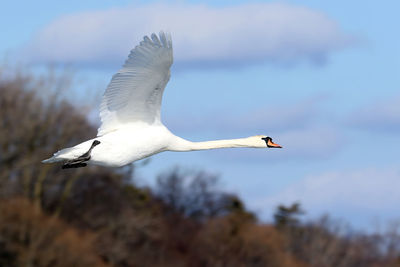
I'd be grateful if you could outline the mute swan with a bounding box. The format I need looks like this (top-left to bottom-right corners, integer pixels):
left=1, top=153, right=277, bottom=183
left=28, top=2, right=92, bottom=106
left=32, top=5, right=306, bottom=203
left=42, top=32, right=282, bottom=168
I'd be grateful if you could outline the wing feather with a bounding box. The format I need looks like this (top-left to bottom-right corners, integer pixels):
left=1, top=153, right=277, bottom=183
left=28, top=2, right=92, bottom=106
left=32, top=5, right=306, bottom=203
left=98, top=31, right=173, bottom=136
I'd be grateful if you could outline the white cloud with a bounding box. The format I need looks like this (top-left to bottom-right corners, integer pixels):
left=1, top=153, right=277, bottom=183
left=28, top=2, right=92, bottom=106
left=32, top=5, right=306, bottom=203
left=274, top=125, right=343, bottom=159
left=348, top=95, right=400, bottom=133
left=257, top=167, right=400, bottom=223
left=24, top=2, right=355, bottom=69
left=167, top=95, right=328, bottom=133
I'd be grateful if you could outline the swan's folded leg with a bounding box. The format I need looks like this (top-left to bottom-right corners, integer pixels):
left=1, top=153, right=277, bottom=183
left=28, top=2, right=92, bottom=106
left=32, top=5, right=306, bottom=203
left=62, top=140, right=100, bottom=169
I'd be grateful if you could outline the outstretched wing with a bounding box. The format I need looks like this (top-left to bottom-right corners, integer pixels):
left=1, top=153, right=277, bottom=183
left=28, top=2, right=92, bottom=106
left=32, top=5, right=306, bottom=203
left=98, top=32, right=173, bottom=136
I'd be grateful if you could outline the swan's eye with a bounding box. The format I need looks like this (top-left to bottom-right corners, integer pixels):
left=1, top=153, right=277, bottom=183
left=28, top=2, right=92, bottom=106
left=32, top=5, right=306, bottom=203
left=261, top=137, right=271, bottom=145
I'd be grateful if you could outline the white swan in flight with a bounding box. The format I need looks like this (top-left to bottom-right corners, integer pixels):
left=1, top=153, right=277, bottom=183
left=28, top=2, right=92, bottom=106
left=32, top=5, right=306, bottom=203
left=43, top=32, right=282, bottom=169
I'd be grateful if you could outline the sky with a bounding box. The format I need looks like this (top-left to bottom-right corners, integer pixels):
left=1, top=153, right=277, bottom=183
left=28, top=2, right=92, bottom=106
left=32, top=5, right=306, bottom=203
left=1, top=0, right=399, bottom=230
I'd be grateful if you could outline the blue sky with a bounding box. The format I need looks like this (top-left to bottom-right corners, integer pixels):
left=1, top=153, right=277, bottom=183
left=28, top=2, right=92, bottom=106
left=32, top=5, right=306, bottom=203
left=2, top=0, right=399, bottom=230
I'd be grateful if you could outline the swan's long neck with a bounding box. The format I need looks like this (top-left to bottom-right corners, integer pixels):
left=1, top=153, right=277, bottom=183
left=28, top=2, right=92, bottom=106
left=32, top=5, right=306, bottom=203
left=168, top=136, right=258, bottom=152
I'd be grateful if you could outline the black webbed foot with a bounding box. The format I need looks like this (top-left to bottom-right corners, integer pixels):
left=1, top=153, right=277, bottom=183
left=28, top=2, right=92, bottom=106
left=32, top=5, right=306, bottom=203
left=62, top=162, right=87, bottom=169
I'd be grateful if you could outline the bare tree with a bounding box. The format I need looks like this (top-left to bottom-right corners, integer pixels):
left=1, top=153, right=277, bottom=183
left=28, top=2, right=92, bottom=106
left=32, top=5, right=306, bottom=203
left=0, top=66, right=96, bottom=206
left=155, top=167, right=251, bottom=222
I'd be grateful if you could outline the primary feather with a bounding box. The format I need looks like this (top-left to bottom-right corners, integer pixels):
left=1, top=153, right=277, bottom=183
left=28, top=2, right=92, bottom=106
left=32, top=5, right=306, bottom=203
left=98, top=32, right=173, bottom=136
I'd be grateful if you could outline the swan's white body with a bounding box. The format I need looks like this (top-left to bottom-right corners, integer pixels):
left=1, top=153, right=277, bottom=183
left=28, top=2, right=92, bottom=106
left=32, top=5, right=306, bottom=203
left=43, top=32, right=281, bottom=168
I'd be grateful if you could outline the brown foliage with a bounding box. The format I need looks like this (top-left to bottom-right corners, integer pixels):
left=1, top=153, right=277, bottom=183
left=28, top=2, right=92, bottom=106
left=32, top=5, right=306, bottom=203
left=0, top=198, right=107, bottom=267
left=192, top=214, right=302, bottom=267
left=58, top=172, right=173, bottom=267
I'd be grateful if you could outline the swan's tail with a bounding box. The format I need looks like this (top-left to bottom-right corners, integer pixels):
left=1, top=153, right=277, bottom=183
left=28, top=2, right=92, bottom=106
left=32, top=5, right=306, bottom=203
left=42, top=157, right=62, bottom=163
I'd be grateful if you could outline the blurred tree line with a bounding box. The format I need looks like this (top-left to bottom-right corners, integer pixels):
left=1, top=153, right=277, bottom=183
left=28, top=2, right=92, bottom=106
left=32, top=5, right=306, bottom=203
left=0, top=67, right=400, bottom=267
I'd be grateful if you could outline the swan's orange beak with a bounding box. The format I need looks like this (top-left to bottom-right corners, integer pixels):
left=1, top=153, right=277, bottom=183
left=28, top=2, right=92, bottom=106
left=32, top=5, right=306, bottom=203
left=267, top=139, right=282, bottom=148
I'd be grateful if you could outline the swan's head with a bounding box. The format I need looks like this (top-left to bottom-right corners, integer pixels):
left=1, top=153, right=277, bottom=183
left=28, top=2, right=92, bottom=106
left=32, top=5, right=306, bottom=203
left=258, top=136, right=282, bottom=148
